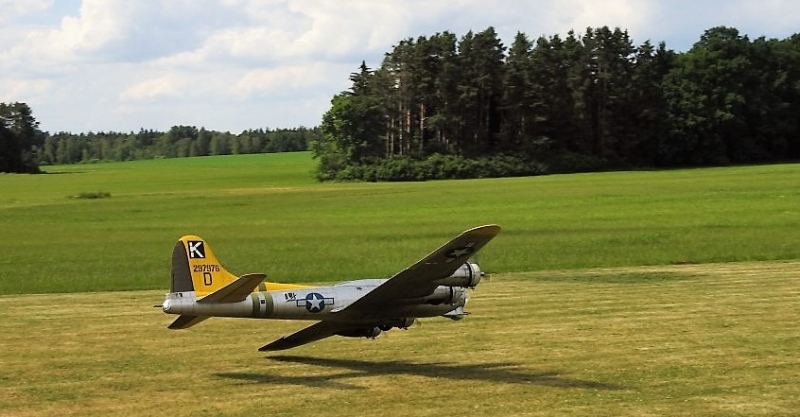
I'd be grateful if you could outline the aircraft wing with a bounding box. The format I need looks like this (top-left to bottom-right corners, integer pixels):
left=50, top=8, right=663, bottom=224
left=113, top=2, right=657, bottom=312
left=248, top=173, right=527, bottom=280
left=334, top=224, right=501, bottom=318
left=259, top=321, right=346, bottom=351
left=259, top=225, right=500, bottom=351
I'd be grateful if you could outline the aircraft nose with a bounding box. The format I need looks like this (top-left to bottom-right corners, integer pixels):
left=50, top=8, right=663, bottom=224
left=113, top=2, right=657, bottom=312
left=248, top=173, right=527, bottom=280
left=162, top=299, right=172, bottom=313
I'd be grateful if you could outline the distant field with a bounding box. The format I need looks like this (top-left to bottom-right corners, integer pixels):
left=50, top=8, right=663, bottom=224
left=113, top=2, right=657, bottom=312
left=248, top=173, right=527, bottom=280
left=1, top=262, right=797, bottom=416
left=1, top=153, right=800, bottom=294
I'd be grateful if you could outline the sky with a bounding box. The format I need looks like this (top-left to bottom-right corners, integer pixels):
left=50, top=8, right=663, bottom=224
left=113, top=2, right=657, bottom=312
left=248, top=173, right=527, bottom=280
left=1, top=0, right=798, bottom=134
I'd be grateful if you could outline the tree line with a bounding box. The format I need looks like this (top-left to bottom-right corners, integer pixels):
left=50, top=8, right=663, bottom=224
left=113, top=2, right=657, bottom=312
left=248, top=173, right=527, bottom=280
left=37, top=126, right=320, bottom=165
left=0, top=105, right=320, bottom=172
left=314, top=26, right=800, bottom=181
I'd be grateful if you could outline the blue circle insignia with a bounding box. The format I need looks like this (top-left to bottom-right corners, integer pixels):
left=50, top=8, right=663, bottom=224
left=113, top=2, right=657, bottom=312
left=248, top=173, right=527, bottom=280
left=305, top=292, right=326, bottom=313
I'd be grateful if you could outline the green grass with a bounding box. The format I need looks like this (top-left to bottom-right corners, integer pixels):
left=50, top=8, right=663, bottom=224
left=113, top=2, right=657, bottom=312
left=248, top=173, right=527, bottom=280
left=1, top=153, right=800, bottom=294
left=2, top=154, right=799, bottom=416
left=0, top=262, right=797, bottom=416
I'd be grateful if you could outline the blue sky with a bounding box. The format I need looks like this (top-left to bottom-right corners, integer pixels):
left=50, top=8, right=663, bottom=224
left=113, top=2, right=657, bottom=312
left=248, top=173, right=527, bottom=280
left=1, top=0, right=798, bottom=133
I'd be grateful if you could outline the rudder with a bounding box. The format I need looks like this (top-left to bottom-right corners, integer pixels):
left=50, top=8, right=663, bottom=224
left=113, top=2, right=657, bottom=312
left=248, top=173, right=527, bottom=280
left=170, top=235, right=239, bottom=296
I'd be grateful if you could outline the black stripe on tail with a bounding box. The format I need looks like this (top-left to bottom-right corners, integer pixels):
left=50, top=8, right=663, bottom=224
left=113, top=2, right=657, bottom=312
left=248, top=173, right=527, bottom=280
left=170, top=240, right=194, bottom=292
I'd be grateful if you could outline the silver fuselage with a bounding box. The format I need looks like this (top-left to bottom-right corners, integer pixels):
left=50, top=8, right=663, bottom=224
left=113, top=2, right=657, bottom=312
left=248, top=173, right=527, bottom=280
left=162, top=278, right=469, bottom=322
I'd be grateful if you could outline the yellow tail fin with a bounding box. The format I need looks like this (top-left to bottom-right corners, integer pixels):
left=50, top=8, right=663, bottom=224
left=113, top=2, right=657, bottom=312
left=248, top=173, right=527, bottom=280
left=171, top=235, right=240, bottom=296
left=170, top=235, right=311, bottom=298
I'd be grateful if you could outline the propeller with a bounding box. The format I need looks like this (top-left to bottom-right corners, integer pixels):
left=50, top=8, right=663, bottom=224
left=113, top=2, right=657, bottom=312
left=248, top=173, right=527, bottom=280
left=468, top=255, right=493, bottom=282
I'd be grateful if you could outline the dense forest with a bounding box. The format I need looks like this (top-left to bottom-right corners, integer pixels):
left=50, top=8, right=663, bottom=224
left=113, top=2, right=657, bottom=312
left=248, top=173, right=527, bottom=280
left=314, top=26, right=800, bottom=181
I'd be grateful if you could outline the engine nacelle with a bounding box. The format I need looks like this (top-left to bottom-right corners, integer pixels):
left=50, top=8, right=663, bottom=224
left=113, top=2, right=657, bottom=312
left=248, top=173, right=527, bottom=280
left=335, top=327, right=382, bottom=339
left=396, top=317, right=416, bottom=329
left=433, top=263, right=482, bottom=288
left=378, top=317, right=416, bottom=331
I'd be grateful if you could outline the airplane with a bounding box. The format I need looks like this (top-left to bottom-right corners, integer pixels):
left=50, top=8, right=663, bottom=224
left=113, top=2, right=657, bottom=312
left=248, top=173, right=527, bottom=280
left=161, top=224, right=501, bottom=351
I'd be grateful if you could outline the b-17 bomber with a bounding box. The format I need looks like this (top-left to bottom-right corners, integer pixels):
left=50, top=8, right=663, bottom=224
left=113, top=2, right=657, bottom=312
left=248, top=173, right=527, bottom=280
left=161, top=225, right=500, bottom=351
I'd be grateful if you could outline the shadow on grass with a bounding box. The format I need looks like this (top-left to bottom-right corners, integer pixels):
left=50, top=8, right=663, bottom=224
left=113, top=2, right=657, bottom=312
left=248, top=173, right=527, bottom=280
left=215, top=356, right=624, bottom=391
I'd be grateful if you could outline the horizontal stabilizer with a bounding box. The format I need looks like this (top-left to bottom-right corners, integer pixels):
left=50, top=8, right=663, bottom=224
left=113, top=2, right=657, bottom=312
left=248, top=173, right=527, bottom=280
left=197, top=273, right=266, bottom=304
left=168, top=315, right=210, bottom=329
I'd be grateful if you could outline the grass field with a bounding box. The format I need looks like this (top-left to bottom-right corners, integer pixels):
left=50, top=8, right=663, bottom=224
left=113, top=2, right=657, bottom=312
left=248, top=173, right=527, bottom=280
left=1, top=262, right=797, bottom=416
left=1, top=153, right=799, bottom=416
left=1, top=152, right=799, bottom=294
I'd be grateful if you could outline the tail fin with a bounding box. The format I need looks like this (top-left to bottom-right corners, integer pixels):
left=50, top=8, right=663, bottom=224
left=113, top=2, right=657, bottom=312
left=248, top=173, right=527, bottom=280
left=166, top=235, right=312, bottom=330
left=170, top=235, right=240, bottom=296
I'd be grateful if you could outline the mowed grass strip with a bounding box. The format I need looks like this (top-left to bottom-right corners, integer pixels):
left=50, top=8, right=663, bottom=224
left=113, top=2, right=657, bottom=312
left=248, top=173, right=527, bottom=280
left=1, top=153, right=800, bottom=294
left=0, top=261, right=797, bottom=417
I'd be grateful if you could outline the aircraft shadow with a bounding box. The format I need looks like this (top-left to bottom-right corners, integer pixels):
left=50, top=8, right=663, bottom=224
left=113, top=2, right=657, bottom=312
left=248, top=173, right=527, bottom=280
left=215, top=356, right=623, bottom=391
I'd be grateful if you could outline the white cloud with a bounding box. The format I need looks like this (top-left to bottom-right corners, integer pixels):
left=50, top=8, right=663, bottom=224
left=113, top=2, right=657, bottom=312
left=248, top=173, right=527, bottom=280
left=566, top=0, right=653, bottom=34
left=0, top=78, right=52, bottom=102
left=119, top=74, right=184, bottom=102
left=288, top=1, right=412, bottom=56
left=0, top=0, right=798, bottom=133
left=182, top=0, right=415, bottom=64
left=0, top=0, right=52, bottom=24
left=6, top=0, right=133, bottom=67
left=57, top=0, right=130, bottom=52
left=235, top=63, right=328, bottom=97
